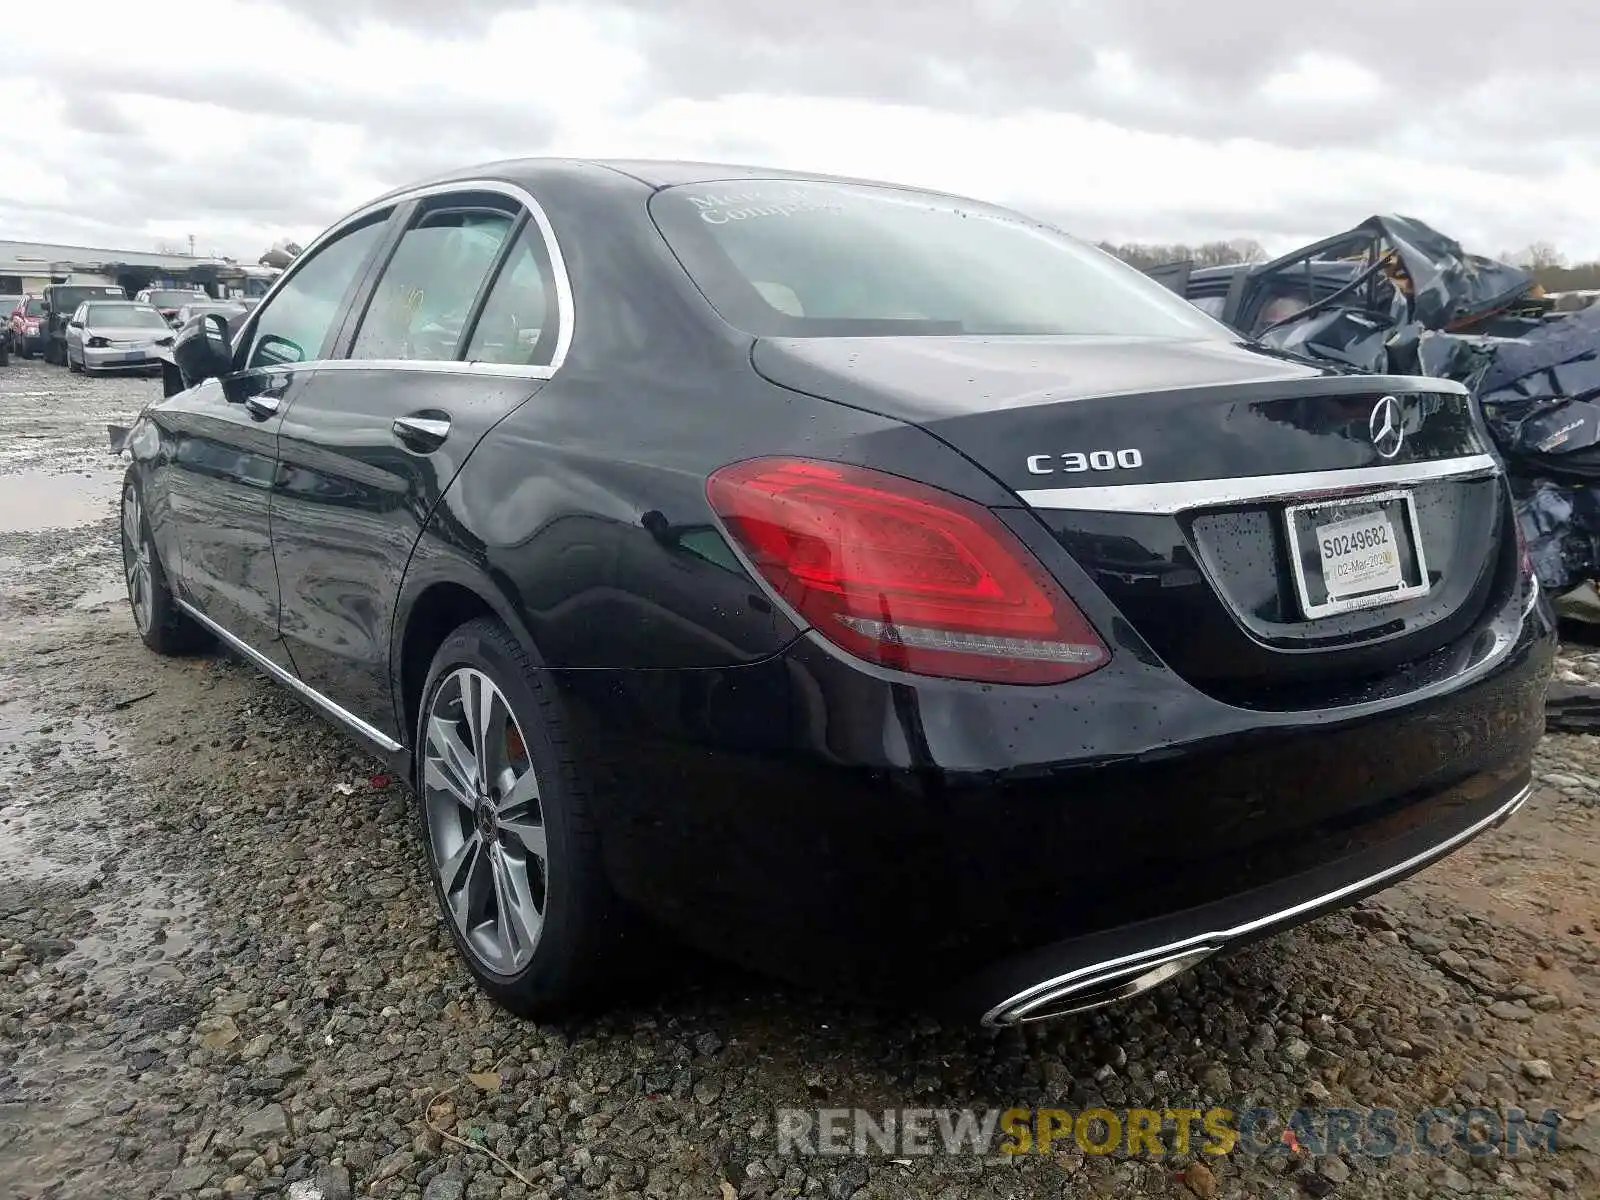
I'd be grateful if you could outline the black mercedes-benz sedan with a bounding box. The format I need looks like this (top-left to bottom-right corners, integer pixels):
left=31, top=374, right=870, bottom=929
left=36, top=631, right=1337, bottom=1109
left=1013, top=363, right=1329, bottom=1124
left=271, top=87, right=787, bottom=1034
left=117, top=159, right=1553, bottom=1025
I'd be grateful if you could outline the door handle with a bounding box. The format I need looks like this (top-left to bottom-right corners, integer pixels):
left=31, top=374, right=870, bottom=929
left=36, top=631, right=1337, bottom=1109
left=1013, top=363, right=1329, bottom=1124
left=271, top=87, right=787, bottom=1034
left=392, top=414, right=451, bottom=451
left=244, top=393, right=280, bottom=420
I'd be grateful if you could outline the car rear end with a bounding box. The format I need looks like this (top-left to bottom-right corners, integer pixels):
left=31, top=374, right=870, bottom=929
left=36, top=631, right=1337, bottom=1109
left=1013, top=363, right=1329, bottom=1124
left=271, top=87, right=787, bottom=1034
left=595, top=174, right=1554, bottom=1022
left=680, top=390, right=1546, bottom=1022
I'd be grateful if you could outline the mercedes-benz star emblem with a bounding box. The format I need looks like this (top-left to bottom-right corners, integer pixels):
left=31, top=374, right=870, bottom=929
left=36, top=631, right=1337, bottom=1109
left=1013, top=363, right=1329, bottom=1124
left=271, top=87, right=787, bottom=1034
left=1369, top=395, right=1405, bottom=459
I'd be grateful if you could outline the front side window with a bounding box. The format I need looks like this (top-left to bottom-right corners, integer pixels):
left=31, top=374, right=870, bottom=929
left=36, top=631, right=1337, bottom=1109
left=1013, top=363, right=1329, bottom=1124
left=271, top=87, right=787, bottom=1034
left=246, top=215, right=389, bottom=369
left=650, top=180, right=1231, bottom=339
left=350, top=207, right=513, bottom=361
left=463, top=225, right=558, bottom=366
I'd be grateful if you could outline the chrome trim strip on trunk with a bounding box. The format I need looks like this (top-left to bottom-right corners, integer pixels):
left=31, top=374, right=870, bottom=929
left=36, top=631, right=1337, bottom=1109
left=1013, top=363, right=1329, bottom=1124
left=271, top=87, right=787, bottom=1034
left=175, top=599, right=405, bottom=753
left=981, top=778, right=1533, bottom=1026
left=1017, top=453, right=1501, bottom=514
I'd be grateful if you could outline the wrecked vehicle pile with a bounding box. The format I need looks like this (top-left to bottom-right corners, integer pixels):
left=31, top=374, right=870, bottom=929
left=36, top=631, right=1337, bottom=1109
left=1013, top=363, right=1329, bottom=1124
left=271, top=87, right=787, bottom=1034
left=1153, top=215, right=1600, bottom=616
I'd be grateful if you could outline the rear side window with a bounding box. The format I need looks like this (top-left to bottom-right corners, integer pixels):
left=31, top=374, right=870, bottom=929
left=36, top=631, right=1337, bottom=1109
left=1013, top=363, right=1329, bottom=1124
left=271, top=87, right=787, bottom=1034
left=350, top=208, right=513, bottom=361
left=649, top=180, right=1229, bottom=339
left=247, top=215, right=388, bottom=369
left=463, top=225, right=558, bottom=367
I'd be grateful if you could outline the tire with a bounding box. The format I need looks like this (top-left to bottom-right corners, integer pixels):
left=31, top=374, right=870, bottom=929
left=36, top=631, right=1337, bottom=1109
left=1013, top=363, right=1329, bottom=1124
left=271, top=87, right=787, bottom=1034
left=415, top=616, right=621, bottom=1018
left=68, top=347, right=82, bottom=373
left=121, top=471, right=209, bottom=655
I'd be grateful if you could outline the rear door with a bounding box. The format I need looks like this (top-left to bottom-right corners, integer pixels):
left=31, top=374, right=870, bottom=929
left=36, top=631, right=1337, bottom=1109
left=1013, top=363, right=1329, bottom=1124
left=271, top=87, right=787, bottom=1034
left=147, top=210, right=394, bottom=667
left=270, top=187, right=565, bottom=740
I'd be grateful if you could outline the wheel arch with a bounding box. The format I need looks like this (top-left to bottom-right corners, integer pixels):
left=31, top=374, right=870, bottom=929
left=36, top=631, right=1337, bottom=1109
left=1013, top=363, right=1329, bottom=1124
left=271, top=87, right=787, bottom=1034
left=390, top=560, right=544, bottom=781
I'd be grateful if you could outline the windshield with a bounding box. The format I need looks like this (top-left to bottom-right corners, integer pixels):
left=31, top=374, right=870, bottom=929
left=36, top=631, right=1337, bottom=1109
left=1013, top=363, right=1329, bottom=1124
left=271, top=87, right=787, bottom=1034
left=649, top=180, right=1232, bottom=339
left=24, top=299, right=44, bottom=317
left=147, top=290, right=203, bottom=307
left=88, top=304, right=169, bottom=329
left=51, top=286, right=124, bottom=310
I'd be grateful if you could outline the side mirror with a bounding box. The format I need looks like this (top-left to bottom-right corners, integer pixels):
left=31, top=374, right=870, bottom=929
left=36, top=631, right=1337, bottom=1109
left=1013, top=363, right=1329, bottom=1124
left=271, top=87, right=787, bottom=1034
left=172, top=312, right=233, bottom=388
left=252, top=333, right=304, bottom=367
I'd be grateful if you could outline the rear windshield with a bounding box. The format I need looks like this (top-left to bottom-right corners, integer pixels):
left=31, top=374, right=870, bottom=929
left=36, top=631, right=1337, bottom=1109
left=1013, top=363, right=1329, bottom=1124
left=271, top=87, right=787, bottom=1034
left=87, top=304, right=168, bottom=328
left=649, top=180, right=1230, bottom=339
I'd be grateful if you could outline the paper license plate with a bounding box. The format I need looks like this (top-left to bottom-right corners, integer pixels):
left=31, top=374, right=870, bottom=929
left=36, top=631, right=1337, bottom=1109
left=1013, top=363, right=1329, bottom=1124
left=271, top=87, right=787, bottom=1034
left=1316, top=510, right=1402, bottom=599
left=1283, top=488, right=1430, bottom=619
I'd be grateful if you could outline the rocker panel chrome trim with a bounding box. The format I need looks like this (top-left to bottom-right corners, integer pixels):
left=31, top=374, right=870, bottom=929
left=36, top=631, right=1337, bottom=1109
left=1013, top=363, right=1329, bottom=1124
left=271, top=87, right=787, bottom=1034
left=175, top=599, right=405, bottom=753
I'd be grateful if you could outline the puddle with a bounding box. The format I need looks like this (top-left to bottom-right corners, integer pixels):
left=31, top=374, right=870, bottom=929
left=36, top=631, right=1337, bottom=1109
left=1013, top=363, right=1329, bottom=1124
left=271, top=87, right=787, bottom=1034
left=71, top=576, right=125, bottom=610
left=0, top=471, right=119, bottom=534
left=0, top=703, right=118, bottom=886
left=57, top=875, right=205, bottom=997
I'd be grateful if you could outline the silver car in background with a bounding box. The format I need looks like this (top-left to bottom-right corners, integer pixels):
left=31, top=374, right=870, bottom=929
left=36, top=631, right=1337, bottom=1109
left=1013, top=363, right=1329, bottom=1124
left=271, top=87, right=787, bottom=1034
left=173, top=300, right=247, bottom=330
left=64, top=301, right=175, bottom=374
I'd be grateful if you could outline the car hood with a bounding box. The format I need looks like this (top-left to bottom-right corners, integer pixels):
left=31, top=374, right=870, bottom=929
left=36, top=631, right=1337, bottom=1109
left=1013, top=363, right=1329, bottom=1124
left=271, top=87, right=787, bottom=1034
left=87, top=326, right=171, bottom=341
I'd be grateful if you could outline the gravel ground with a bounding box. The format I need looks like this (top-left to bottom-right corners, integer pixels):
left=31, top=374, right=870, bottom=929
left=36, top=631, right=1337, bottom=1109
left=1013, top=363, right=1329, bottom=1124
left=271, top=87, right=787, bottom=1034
left=1, top=357, right=1598, bottom=1200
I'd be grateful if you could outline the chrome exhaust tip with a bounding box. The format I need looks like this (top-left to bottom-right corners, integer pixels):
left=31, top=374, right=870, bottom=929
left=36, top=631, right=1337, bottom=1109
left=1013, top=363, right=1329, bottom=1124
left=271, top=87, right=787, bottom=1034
left=984, top=945, right=1216, bottom=1026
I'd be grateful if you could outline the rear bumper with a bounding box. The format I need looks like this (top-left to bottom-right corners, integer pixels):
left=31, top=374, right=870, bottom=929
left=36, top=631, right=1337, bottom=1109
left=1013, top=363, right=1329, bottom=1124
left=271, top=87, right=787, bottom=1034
left=551, top=583, right=1553, bottom=1018
left=967, top=774, right=1530, bottom=1024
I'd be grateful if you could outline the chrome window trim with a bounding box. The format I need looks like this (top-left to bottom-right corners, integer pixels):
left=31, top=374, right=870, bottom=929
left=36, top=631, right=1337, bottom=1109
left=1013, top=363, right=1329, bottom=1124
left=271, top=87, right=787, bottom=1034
left=176, top=599, right=404, bottom=753
left=230, top=358, right=557, bottom=382
left=982, top=779, right=1533, bottom=1026
left=1016, top=453, right=1500, bottom=514
left=234, top=177, right=574, bottom=378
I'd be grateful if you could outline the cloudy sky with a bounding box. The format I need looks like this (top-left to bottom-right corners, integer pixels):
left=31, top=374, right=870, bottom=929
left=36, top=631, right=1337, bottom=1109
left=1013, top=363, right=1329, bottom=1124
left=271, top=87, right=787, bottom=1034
left=2, top=0, right=1597, bottom=263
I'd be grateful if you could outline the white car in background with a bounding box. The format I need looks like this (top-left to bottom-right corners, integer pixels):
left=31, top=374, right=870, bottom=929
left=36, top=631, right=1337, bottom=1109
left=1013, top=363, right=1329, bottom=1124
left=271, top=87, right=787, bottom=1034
left=64, top=301, right=175, bottom=374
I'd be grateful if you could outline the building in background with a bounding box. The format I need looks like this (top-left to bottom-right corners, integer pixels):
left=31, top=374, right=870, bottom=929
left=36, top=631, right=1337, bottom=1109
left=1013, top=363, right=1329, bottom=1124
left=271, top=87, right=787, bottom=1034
left=0, top=240, right=279, bottom=300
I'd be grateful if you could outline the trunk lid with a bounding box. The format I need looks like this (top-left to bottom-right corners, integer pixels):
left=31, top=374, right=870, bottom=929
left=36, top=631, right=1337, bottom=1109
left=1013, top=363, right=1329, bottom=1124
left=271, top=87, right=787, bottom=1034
left=752, top=335, right=1509, bottom=704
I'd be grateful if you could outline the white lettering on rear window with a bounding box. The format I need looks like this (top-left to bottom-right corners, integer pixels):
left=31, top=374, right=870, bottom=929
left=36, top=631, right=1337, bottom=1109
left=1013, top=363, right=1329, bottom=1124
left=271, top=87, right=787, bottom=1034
left=683, top=187, right=845, bottom=225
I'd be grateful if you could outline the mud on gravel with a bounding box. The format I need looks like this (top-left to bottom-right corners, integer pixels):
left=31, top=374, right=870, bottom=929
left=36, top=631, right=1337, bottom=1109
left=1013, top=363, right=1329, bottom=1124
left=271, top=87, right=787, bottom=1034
left=2, top=359, right=1599, bottom=1200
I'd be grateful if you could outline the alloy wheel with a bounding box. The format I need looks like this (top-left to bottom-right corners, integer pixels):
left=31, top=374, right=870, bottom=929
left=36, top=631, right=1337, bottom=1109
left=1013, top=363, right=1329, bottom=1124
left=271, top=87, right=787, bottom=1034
left=422, top=666, right=548, bottom=974
left=121, top=485, right=153, bottom=635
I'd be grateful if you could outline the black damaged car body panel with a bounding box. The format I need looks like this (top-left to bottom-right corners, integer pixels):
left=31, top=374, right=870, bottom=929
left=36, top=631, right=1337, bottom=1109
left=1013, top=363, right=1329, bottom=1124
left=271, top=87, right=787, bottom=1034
left=1154, top=214, right=1600, bottom=598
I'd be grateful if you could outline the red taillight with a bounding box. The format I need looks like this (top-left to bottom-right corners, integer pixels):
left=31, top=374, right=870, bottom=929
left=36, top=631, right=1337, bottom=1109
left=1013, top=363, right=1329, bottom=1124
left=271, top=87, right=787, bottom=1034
left=706, top=457, right=1109, bottom=684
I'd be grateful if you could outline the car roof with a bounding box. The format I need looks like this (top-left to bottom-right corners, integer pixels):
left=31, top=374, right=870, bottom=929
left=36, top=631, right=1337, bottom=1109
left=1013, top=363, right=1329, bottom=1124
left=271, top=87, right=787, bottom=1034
left=366, top=157, right=972, bottom=206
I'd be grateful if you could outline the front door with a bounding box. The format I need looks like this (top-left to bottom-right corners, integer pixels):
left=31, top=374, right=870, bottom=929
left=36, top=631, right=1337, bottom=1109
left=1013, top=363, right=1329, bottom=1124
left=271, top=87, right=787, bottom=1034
left=149, top=209, right=394, bottom=665
left=271, top=193, right=563, bottom=740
